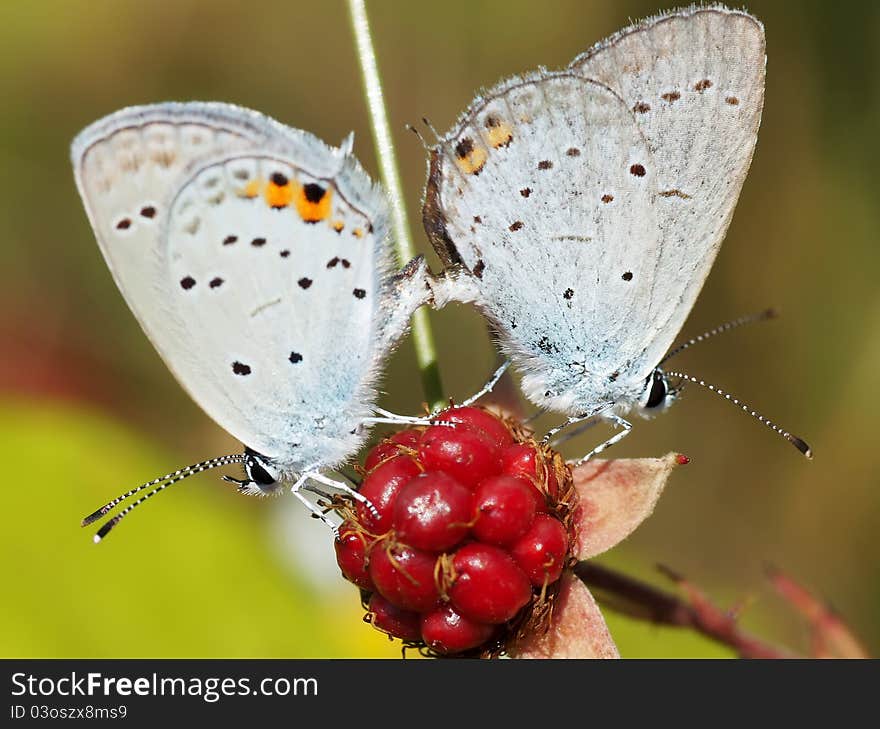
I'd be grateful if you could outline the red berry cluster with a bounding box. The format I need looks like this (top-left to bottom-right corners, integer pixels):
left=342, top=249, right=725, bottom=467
left=334, top=406, right=574, bottom=656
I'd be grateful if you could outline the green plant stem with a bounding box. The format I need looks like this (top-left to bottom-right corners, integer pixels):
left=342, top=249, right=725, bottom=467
left=347, top=0, right=445, bottom=411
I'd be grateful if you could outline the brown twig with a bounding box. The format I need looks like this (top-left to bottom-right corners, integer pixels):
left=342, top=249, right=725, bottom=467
left=573, top=561, right=793, bottom=658
left=765, top=564, right=869, bottom=658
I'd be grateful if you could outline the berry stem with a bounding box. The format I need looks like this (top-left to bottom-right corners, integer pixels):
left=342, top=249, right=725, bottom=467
left=347, top=0, right=445, bottom=411
left=573, top=561, right=794, bottom=658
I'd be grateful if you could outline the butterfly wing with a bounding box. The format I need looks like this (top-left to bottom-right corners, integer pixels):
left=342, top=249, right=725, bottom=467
left=423, top=8, right=764, bottom=413
left=73, top=104, right=412, bottom=467
left=73, top=104, right=266, bottom=367
left=424, top=73, right=659, bottom=412
left=570, top=6, right=766, bottom=374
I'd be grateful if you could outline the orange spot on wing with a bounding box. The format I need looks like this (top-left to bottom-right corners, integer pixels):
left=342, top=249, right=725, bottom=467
left=332, top=220, right=345, bottom=233
left=265, top=180, right=294, bottom=208
left=454, top=146, right=487, bottom=175
left=352, top=227, right=364, bottom=239
left=483, top=120, right=513, bottom=149
left=240, top=179, right=262, bottom=199
left=294, top=183, right=332, bottom=223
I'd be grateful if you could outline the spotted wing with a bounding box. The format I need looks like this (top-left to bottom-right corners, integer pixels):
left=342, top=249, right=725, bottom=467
left=423, top=7, right=764, bottom=410
left=72, top=103, right=295, bottom=357
left=424, top=73, right=660, bottom=409
left=73, top=104, right=409, bottom=465
left=569, top=6, right=766, bottom=375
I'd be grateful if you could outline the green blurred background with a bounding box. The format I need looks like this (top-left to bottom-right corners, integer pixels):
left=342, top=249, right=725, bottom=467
left=1, top=0, right=876, bottom=658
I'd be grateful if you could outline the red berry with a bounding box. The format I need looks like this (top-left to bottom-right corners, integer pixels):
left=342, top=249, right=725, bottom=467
left=363, top=442, right=399, bottom=472
left=364, top=429, right=422, bottom=471
left=369, top=541, right=440, bottom=612
left=390, top=429, right=423, bottom=448
left=435, top=406, right=514, bottom=450
left=500, top=443, right=559, bottom=509
left=357, top=455, right=422, bottom=533
left=510, top=514, right=569, bottom=587
left=449, top=543, right=531, bottom=624
left=334, top=522, right=375, bottom=591
left=418, top=425, right=501, bottom=489
left=472, top=475, right=537, bottom=546
left=420, top=604, right=495, bottom=654
left=393, top=471, right=474, bottom=551
left=368, top=593, right=422, bottom=642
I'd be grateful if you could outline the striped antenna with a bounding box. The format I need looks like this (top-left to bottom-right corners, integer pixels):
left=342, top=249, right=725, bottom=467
left=660, top=308, right=777, bottom=365
left=664, top=371, right=812, bottom=459
left=82, top=454, right=246, bottom=542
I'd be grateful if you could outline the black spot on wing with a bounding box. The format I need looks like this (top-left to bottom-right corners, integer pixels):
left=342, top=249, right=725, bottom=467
left=232, top=361, right=251, bottom=376
left=303, top=183, right=326, bottom=203
left=455, top=138, right=474, bottom=158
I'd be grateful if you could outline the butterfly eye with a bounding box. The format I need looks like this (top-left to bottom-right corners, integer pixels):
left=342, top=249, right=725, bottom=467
left=644, top=370, right=668, bottom=409
left=245, top=456, right=277, bottom=487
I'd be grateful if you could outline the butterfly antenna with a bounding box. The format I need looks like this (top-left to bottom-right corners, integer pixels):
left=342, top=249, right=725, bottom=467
left=82, top=454, right=246, bottom=542
left=421, top=117, right=441, bottom=142
left=664, top=371, right=812, bottom=459
left=660, top=308, right=777, bottom=365
left=406, top=123, right=429, bottom=151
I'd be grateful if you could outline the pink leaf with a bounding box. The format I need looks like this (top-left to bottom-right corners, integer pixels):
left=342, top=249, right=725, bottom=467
left=571, top=452, right=685, bottom=560
left=511, top=573, right=619, bottom=659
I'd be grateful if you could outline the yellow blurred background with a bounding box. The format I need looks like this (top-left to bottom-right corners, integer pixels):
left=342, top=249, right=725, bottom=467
left=1, top=0, right=877, bottom=658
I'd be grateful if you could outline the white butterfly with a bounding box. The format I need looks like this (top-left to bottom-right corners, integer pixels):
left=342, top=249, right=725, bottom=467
left=73, top=102, right=431, bottom=540
left=424, top=6, right=810, bottom=460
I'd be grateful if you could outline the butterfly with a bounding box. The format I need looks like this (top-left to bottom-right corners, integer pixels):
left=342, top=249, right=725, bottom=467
left=422, top=5, right=810, bottom=461
left=72, top=102, right=432, bottom=540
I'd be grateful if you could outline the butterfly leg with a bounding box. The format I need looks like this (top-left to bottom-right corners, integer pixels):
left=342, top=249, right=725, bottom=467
left=362, top=408, right=435, bottom=426
left=460, top=360, right=511, bottom=407
left=290, top=471, right=339, bottom=534
left=542, top=408, right=605, bottom=443
left=361, top=408, right=458, bottom=429
left=572, top=415, right=632, bottom=466
left=306, top=471, right=380, bottom=519
left=549, top=416, right=601, bottom=447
